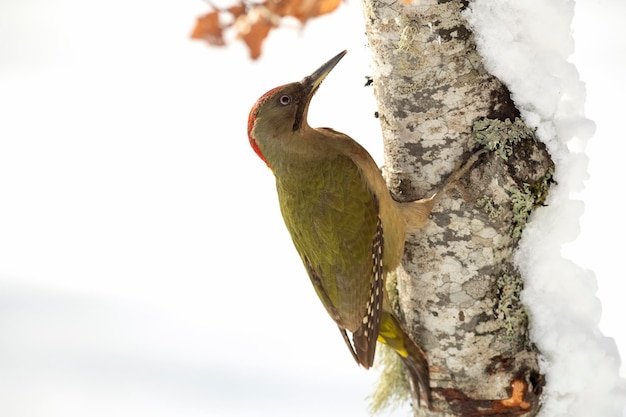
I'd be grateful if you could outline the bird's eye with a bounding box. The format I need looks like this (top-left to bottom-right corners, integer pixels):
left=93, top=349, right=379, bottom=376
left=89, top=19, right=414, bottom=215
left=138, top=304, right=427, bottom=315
left=279, top=95, right=291, bottom=105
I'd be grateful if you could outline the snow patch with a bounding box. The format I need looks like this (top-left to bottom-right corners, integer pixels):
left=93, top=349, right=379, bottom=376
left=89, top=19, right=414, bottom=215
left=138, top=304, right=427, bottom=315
left=466, top=1, right=626, bottom=416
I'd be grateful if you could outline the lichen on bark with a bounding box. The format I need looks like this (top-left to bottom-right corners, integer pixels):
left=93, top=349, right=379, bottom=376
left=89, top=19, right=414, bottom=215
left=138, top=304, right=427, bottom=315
left=360, top=0, right=552, bottom=415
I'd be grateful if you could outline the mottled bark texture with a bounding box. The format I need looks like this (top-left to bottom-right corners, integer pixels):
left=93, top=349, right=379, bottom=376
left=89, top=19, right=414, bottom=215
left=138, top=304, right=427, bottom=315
left=360, top=1, right=553, bottom=415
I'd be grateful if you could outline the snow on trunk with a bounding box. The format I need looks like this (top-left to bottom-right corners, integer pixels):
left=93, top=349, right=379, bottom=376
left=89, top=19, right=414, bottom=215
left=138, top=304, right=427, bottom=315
left=466, top=1, right=626, bottom=416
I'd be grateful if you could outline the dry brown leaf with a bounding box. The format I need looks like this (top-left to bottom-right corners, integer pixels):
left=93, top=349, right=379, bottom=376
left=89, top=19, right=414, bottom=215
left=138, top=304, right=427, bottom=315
left=270, top=0, right=341, bottom=22
left=191, top=0, right=343, bottom=59
left=228, top=4, right=246, bottom=18
left=315, top=0, right=342, bottom=17
left=266, top=0, right=296, bottom=18
left=297, top=0, right=341, bottom=21
left=240, top=19, right=273, bottom=60
left=190, top=11, right=225, bottom=46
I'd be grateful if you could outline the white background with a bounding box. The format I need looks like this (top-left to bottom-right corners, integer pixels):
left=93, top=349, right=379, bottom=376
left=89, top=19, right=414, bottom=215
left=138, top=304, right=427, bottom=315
left=1, top=1, right=624, bottom=416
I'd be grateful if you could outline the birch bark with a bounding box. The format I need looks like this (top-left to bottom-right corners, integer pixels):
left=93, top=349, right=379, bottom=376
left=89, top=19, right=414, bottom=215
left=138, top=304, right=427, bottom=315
left=360, top=1, right=552, bottom=415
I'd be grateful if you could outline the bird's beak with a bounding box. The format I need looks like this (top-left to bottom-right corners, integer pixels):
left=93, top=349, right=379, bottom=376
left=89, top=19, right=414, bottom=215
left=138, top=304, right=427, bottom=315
left=302, top=50, right=347, bottom=94
left=293, top=50, right=346, bottom=131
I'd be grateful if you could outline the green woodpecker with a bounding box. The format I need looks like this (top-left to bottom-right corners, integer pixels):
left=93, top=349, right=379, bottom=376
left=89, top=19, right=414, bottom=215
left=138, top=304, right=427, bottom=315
left=247, top=50, right=480, bottom=408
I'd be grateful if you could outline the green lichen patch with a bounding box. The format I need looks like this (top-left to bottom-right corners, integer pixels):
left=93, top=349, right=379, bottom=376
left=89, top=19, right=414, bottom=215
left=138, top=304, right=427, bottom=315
left=493, top=272, right=529, bottom=351
left=477, top=196, right=504, bottom=220
left=472, top=117, right=555, bottom=239
left=473, top=118, right=537, bottom=160
left=397, top=17, right=420, bottom=52
left=368, top=344, right=411, bottom=415
left=530, top=166, right=554, bottom=208
left=509, top=184, right=536, bottom=239
left=495, top=274, right=524, bottom=328
left=509, top=167, right=554, bottom=239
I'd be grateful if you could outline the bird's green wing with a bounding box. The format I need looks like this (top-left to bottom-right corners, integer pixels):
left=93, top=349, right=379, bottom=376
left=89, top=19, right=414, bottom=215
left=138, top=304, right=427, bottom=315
left=276, top=154, right=383, bottom=368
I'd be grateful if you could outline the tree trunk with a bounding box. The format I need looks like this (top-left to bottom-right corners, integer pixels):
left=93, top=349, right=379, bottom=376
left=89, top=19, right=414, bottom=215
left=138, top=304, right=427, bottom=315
left=360, top=1, right=552, bottom=415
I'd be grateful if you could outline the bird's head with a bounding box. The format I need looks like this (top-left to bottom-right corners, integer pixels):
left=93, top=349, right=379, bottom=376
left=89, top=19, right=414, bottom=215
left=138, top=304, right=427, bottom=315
left=247, top=50, right=347, bottom=168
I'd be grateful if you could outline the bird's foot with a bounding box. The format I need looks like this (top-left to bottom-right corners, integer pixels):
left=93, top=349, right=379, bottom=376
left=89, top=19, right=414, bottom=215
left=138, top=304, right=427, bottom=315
left=434, top=148, right=487, bottom=204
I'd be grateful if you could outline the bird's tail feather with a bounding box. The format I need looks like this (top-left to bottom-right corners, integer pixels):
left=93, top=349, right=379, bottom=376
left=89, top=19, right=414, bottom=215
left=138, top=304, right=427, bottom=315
left=378, top=311, right=432, bottom=409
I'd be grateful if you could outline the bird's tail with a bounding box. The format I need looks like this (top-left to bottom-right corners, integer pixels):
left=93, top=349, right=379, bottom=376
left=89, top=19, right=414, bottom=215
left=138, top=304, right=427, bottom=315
left=378, top=311, right=432, bottom=409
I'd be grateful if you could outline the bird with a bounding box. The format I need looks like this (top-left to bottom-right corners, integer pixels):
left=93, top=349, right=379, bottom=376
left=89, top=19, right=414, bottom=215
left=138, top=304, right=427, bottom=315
left=247, top=49, right=482, bottom=408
